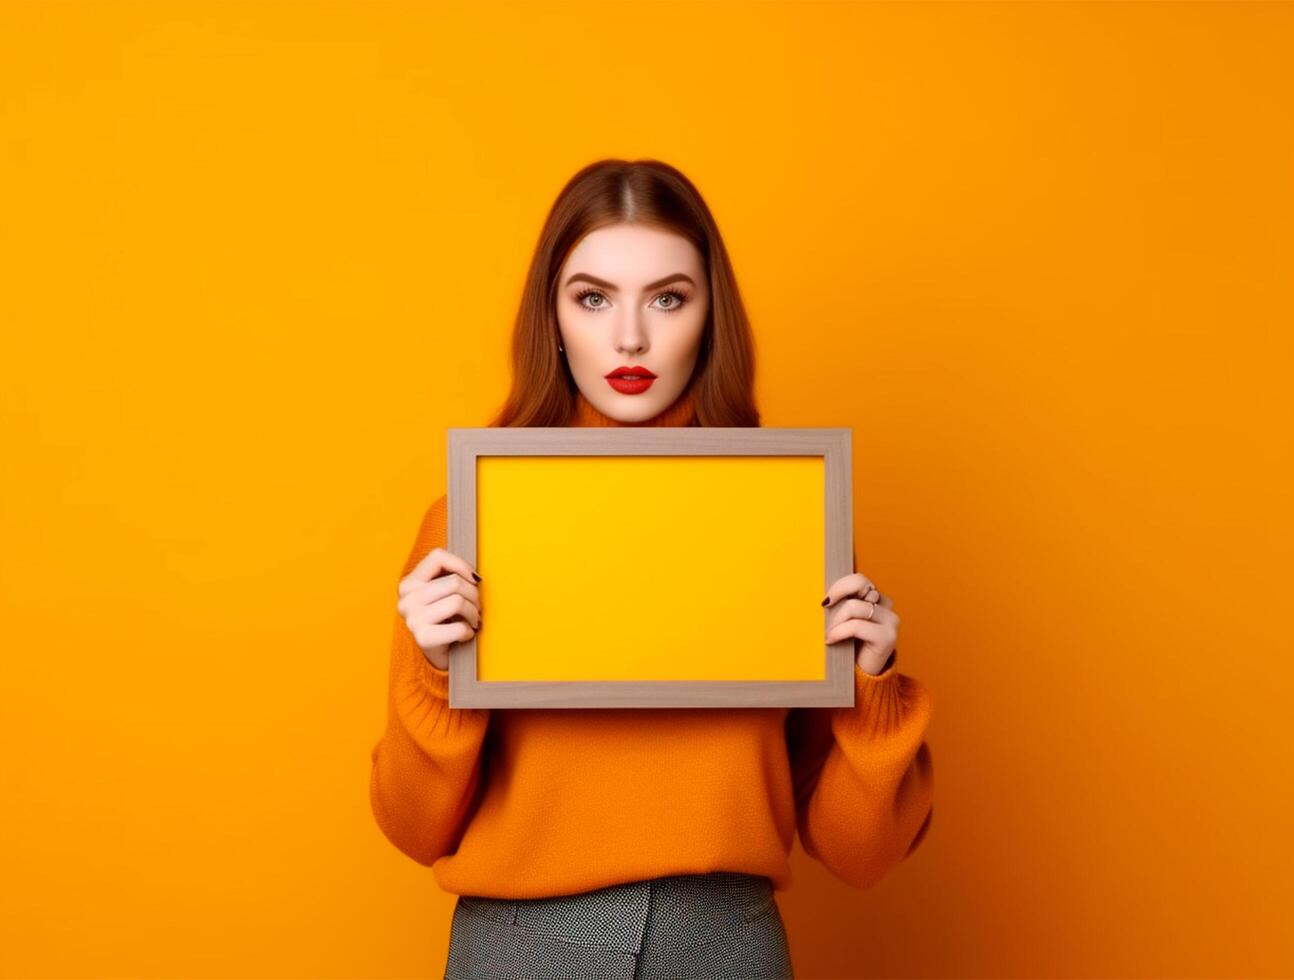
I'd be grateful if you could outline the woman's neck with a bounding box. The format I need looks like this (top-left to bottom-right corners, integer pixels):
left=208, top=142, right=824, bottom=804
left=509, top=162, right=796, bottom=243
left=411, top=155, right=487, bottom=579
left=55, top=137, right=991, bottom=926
left=571, top=385, right=698, bottom=427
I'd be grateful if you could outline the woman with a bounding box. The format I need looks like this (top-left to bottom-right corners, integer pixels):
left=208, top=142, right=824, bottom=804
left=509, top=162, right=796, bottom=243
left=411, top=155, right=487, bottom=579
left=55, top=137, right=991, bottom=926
left=369, top=159, right=935, bottom=980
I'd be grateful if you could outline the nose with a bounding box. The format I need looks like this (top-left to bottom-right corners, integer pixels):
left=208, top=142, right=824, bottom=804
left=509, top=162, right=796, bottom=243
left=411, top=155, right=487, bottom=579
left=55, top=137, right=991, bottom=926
left=615, top=321, right=648, bottom=357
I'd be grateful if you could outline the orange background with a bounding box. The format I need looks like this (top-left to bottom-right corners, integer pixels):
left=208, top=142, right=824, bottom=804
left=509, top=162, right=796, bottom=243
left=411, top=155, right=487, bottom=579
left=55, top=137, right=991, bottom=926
left=2, top=2, right=1291, bottom=977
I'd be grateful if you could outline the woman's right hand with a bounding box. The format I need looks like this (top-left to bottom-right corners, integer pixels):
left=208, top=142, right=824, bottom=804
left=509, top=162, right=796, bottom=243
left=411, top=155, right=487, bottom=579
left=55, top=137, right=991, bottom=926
left=396, top=546, right=482, bottom=671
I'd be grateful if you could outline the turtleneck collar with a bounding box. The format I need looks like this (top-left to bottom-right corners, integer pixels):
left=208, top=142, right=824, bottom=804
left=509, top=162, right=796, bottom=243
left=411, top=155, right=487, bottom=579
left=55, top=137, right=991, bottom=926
left=571, top=384, right=698, bottom=427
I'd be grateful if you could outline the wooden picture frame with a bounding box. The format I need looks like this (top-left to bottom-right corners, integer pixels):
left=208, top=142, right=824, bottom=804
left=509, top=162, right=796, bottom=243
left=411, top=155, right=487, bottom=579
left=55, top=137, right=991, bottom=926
left=445, top=427, right=854, bottom=708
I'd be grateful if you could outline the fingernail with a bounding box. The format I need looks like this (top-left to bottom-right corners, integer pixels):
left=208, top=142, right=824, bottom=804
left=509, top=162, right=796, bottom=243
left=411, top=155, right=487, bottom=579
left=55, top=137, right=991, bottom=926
left=472, top=572, right=481, bottom=582
left=821, top=596, right=830, bottom=606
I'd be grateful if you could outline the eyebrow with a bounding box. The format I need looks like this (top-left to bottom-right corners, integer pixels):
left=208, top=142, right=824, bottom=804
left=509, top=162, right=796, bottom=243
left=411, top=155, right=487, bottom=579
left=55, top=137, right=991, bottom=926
left=563, top=272, right=695, bottom=292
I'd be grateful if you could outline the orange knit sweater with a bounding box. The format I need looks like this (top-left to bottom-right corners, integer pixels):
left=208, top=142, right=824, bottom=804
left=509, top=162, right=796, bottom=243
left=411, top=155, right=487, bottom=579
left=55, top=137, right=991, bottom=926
left=368, top=386, right=935, bottom=899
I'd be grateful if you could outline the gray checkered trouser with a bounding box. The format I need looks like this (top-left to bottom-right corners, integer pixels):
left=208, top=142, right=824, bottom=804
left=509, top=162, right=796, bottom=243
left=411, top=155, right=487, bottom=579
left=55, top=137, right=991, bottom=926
left=444, top=871, right=793, bottom=979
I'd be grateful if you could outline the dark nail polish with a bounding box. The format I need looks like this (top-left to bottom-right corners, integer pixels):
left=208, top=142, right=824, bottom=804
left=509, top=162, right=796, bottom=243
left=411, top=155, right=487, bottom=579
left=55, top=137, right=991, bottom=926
left=472, top=572, right=481, bottom=582
left=821, top=596, right=830, bottom=606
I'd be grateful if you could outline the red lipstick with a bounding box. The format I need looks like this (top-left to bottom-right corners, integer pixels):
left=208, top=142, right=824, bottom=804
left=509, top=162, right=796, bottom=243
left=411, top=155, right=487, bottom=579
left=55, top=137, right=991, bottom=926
left=604, top=365, right=657, bottom=395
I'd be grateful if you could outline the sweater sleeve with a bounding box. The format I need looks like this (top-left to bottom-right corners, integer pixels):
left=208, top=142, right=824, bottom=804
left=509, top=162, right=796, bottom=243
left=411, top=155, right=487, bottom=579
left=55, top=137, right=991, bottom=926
left=368, top=492, right=492, bottom=867
left=785, top=652, right=935, bottom=890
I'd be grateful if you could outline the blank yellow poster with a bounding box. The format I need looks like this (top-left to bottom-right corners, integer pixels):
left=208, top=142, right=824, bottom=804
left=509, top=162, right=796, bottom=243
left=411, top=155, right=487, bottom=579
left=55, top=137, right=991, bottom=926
left=475, top=455, right=825, bottom=682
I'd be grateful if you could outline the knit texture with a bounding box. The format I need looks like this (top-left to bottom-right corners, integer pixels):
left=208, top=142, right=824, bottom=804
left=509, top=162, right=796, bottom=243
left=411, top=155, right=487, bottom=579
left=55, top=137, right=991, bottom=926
left=368, top=387, right=935, bottom=898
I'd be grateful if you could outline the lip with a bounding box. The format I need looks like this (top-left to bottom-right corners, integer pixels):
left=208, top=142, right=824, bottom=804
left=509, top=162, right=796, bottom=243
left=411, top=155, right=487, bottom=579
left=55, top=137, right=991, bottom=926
left=604, top=365, right=657, bottom=395
left=605, top=366, right=658, bottom=379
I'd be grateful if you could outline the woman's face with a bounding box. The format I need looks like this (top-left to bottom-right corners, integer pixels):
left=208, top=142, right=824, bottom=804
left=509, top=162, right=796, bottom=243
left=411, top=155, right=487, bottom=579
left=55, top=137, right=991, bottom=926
left=556, top=222, right=709, bottom=423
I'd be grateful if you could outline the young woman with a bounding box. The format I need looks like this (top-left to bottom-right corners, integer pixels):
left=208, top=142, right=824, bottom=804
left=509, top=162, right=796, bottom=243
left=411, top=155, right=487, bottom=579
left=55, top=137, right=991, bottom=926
left=369, top=159, right=935, bottom=980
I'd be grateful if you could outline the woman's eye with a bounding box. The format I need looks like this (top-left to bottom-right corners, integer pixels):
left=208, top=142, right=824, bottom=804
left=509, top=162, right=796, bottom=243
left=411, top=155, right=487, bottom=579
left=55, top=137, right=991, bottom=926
left=576, top=289, right=607, bottom=310
left=653, top=290, right=688, bottom=312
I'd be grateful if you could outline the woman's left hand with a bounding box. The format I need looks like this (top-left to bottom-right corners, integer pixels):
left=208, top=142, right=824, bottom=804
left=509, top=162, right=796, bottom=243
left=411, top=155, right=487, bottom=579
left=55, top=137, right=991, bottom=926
left=823, top=572, right=899, bottom=676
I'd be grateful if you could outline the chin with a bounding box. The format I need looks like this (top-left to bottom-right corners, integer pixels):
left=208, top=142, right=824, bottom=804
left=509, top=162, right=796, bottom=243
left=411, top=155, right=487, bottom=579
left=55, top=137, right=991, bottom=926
left=612, top=396, right=668, bottom=418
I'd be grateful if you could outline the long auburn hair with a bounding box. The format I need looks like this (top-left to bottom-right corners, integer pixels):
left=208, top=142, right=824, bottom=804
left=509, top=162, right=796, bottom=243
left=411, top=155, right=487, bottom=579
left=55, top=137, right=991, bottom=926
left=486, top=159, right=761, bottom=428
